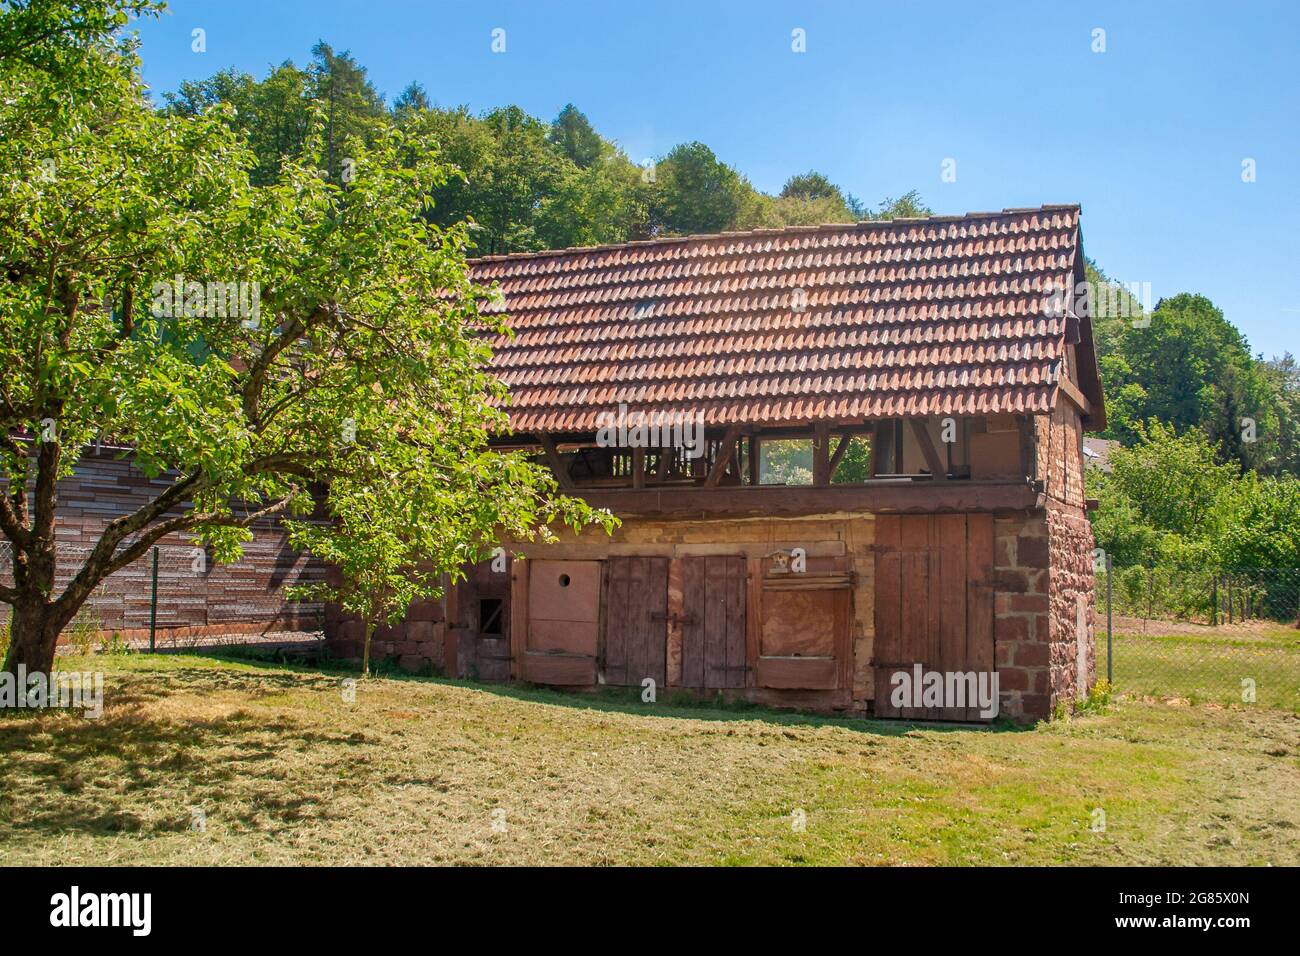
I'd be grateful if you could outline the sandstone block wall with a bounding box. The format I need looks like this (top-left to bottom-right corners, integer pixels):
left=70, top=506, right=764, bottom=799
left=992, top=511, right=1052, bottom=720
left=1046, top=502, right=1098, bottom=710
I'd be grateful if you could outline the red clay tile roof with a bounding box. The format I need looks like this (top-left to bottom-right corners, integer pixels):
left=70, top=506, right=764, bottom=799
left=470, top=205, right=1098, bottom=434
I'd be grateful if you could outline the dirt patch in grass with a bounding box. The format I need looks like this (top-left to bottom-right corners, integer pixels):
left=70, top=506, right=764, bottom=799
left=1113, top=616, right=1298, bottom=640
left=1, top=655, right=1296, bottom=865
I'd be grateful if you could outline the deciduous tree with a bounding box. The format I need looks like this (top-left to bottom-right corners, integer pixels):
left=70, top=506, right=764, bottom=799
left=0, top=1, right=610, bottom=677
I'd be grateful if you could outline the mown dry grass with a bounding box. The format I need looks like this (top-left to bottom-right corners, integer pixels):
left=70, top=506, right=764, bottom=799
left=0, top=654, right=1296, bottom=865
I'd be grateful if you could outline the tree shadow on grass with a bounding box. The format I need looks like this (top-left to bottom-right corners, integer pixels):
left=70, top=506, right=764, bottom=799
left=462, top=681, right=1028, bottom=736
left=166, top=649, right=1034, bottom=736
left=0, top=667, right=371, bottom=840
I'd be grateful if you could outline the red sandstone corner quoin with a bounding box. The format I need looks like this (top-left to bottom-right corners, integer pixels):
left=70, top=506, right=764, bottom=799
left=326, top=206, right=1103, bottom=723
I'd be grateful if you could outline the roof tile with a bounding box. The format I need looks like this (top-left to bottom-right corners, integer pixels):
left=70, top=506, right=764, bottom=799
left=471, top=206, right=1081, bottom=432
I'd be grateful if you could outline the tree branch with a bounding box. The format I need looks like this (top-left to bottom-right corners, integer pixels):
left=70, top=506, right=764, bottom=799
left=242, top=307, right=325, bottom=427
left=53, top=490, right=294, bottom=619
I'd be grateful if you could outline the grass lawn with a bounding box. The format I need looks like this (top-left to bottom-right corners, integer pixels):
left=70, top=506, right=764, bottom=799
left=1098, top=622, right=1300, bottom=711
left=1, top=654, right=1297, bottom=866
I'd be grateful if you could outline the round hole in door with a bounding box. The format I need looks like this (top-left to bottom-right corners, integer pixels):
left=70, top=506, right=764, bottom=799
left=558, top=574, right=571, bottom=587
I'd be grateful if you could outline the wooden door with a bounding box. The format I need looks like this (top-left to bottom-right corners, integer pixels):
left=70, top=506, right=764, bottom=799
left=872, top=514, right=994, bottom=720
left=520, top=559, right=601, bottom=685
left=679, top=555, right=747, bottom=689
left=603, top=556, right=669, bottom=687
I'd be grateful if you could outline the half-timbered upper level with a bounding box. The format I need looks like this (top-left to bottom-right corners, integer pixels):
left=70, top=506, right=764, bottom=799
left=471, top=206, right=1105, bottom=517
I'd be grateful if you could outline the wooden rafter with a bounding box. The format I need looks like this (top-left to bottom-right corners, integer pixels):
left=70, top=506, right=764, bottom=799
left=574, top=481, right=1038, bottom=519
left=1058, top=377, right=1093, bottom=416
left=909, top=419, right=948, bottom=481
left=655, top=446, right=672, bottom=481
left=538, top=435, right=574, bottom=491
left=632, top=446, right=646, bottom=490
left=828, top=431, right=852, bottom=478
left=704, top=424, right=744, bottom=488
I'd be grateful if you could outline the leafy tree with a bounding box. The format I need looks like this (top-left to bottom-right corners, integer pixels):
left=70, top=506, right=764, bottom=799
left=1261, top=353, right=1300, bottom=476
left=1104, top=420, right=1238, bottom=541
left=1101, top=292, right=1279, bottom=470
left=650, top=142, right=751, bottom=235
left=287, top=422, right=610, bottom=676
left=831, top=436, right=872, bottom=483
left=1218, top=472, right=1300, bottom=570
left=1084, top=259, right=1147, bottom=362
left=780, top=171, right=844, bottom=203
left=160, top=53, right=934, bottom=250
left=0, top=0, right=159, bottom=72
left=548, top=103, right=602, bottom=169
left=307, top=41, right=387, bottom=183
left=537, top=153, right=649, bottom=248
left=0, top=1, right=610, bottom=676
left=406, top=104, right=571, bottom=254
left=759, top=440, right=812, bottom=485
left=164, top=63, right=312, bottom=186
left=1087, top=421, right=1278, bottom=570
left=391, top=80, right=431, bottom=117
left=871, top=190, right=931, bottom=219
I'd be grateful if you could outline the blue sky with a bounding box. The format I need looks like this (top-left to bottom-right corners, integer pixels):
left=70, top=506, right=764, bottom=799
left=132, top=1, right=1298, bottom=358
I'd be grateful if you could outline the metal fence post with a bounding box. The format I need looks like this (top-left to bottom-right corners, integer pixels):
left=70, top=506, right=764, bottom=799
left=149, top=546, right=159, bottom=653
left=1106, top=554, right=1113, bottom=685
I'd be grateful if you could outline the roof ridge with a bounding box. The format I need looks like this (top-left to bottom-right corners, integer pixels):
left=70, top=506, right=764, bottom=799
left=468, top=204, right=1082, bottom=265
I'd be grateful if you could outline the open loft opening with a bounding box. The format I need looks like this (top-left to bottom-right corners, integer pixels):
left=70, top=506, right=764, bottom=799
left=492, top=412, right=1043, bottom=491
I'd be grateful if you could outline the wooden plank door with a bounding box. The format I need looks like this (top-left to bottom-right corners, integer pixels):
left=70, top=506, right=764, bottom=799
left=520, top=559, right=602, bottom=685
left=603, top=556, right=668, bottom=687
left=679, top=555, right=747, bottom=689
left=872, top=514, right=994, bottom=720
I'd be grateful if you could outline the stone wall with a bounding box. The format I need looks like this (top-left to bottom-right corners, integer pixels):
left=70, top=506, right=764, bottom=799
left=1045, top=502, right=1097, bottom=710
left=1034, top=403, right=1087, bottom=509
left=990, top=502, right=1097, bottom=721
left=991, top=510, right=1052, bottom=721
left=325, top=590, right=448, bottom=675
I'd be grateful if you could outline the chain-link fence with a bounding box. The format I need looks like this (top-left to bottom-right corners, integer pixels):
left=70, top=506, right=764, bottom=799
left=1097, top=564, right=1300, bottom=711
left=0, top=541, right=327, bottom=654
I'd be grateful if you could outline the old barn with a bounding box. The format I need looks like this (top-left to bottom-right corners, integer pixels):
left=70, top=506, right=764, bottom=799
left=326, top=205, right=1105, bottom=722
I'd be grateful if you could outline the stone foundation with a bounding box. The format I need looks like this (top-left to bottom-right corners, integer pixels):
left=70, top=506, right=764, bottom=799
left=323, top=504, right=1098, bottom=723
left=1046, top=502, right=1098, bottom=711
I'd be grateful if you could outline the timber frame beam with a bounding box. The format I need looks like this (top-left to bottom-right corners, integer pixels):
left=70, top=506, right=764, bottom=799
left=704, top=423, right=744, bottom=488
left=812, top=423, right=831, bottom=486
left=909, top=419, right=949, bottom=481
left=1057, top=377, right=1093, bottom=416
left=574, top=480, right=1040, bottom=519
left=538, top=435, right=574, bottom=491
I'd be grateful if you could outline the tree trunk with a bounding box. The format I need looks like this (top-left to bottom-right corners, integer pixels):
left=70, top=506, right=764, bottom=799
left=2, top=532, right=72, bottom=683
left=361, top=620, right=375, bottom=677
left=2, top=599, right=63, bottom=678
